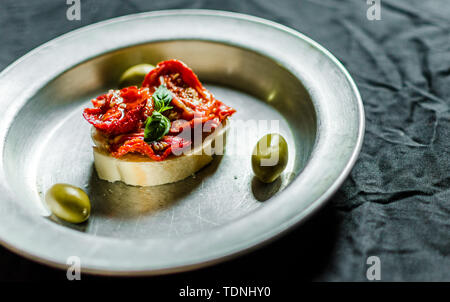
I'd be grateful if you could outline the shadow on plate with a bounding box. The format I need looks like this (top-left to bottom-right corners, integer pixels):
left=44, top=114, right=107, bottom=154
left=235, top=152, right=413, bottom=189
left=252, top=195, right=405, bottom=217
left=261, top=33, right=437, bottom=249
left=251, top=171, right=297, bottom=202
left=46, top=215, right=89, bottom=232
left=251, top=176, right=282, bottom=202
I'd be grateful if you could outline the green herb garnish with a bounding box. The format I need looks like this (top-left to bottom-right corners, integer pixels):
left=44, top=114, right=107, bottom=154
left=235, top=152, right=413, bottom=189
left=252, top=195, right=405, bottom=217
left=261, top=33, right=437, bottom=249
left=144, top=111, right=171, bottom=143
left=152, top=84, right=173, bottom=113
left=144, top=84, right=174, bottom=143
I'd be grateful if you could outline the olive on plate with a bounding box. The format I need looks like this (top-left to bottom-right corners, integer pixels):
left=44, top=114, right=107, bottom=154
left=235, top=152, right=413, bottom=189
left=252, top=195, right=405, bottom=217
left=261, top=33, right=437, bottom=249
left=252, top=133, right=288, bottom=183
left=45, top=183, right=91, bottom=224
left=118, top=63, right=155, bottom=88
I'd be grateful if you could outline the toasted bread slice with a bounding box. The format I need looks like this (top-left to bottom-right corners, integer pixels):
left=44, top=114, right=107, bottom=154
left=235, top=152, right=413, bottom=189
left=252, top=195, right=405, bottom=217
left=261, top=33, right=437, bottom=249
left=92, top=120, right=228, bottom=186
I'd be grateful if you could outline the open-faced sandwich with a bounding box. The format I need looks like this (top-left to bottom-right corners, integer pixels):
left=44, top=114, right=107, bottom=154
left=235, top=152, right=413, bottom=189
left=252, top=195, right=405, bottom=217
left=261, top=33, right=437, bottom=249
left=83, top=59, right=236, bottom=186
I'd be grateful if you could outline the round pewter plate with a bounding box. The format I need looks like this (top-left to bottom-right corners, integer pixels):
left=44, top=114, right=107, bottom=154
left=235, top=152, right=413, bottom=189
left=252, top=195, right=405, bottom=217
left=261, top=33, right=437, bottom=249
left=0, top=10, right=364, bottom=275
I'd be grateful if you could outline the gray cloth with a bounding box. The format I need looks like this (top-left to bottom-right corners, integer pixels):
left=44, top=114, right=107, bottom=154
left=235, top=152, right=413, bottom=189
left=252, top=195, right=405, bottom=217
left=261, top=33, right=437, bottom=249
left=0, top=0, right=449, bottom=281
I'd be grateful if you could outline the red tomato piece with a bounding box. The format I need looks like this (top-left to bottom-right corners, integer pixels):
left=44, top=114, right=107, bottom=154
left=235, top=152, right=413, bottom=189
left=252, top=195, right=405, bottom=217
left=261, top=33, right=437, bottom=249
left=83, top=60, right=235, bottom=160
left=142, top=59, right=226, bottom=121
left=111, top=135, right=191, bottom=161
left=83, top=86, right=151, bottom=135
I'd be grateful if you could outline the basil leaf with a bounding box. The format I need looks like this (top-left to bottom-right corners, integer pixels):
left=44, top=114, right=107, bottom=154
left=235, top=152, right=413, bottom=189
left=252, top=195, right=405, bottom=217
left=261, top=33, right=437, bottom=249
left=153, top=84, right=173, bottom=112
left=143, top=84, right=173, bottom=144
left=144, top=111, right=171, bottom=143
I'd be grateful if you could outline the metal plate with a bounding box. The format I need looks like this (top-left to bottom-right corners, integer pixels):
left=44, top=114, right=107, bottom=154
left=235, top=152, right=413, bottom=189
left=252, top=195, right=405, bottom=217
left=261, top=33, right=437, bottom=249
left=0, top=10, right=364, bottom=275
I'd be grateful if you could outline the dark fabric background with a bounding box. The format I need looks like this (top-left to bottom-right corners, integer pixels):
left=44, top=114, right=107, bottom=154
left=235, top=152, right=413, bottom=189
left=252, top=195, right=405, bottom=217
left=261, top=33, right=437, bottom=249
left=0, top=0, right=448, bottom=282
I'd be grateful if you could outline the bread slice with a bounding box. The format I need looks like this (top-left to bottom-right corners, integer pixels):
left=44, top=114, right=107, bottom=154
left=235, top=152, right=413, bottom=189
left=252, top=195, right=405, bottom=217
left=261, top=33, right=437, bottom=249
left=92, top=120, right=228, bottom=186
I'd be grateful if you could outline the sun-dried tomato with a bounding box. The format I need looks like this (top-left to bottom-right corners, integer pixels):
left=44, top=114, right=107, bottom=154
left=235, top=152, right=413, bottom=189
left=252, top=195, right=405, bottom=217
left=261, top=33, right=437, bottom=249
left=142, top=59, right=235, bottom=121
left=83, top=60, right=235, bottom=161
left=110, top=134, right=191, bottom=161
left=83, top=86, right=151, bottom=135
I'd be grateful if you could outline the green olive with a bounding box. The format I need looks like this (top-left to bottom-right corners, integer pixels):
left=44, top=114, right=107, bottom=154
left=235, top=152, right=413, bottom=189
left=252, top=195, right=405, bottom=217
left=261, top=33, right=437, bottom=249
left=45, top=184, right=91, bottom=224
left=118, top=63, right=155, bottom=88
left=252, top=133, right=288, bottom=183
